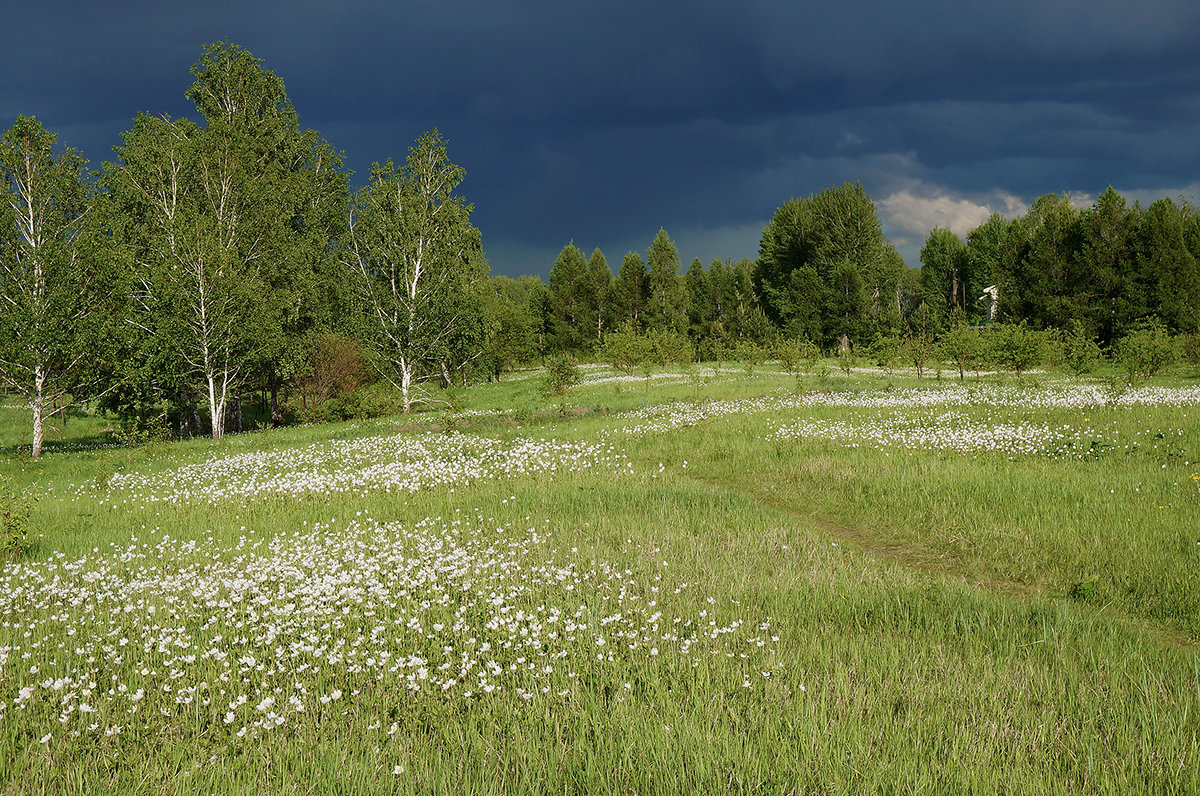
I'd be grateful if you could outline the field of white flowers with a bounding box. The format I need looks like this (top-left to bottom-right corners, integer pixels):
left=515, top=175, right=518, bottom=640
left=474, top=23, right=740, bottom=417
left=2, top=372, right=1198, bottom=793
left=94, top=431, right=632, bottom=506
left=613, top=382, right=1200, bottom=464
left=0, top=511, right=777, bottom=749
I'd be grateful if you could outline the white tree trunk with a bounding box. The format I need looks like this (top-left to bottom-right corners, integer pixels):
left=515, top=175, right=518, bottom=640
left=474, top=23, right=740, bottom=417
left=207, top=373, right=223, bottom=441
left=31, top=365, right=45, bottom=458
left=400, top=359, right=413, bottom=414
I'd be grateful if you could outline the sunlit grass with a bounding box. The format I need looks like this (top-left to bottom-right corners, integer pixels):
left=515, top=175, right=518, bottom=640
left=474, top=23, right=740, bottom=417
left=1, top=363, right=1199, bottom=793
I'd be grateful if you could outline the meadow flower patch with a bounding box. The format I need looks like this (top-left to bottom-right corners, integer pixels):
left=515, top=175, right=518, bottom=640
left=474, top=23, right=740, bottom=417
left=97, top=431, right=631, bottom=505
left=0, top=515, right=778, bottom=749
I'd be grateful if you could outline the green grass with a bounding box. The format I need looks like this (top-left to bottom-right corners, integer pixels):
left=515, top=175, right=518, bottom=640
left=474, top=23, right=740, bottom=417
left=1, top=363, right=1199, bottom=794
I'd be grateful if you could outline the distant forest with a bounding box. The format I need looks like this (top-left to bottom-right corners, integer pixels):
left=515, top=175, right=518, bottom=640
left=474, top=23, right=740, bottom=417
left=3, top=43, right=1198, bottom=455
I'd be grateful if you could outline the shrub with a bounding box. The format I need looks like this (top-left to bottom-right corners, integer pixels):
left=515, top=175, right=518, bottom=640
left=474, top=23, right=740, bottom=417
left=541, top=353, right=580, bottom=396
left=297, top=333, right=369, bottom=411
left=735, top=340, right=766, bottom=376
left=905, top=332, right=935, bottom=379
left=598, top=326, right=653, bottom=374
left=935, top=324, right=982, bottom=381
left=992, top=322, right=1049, bottom=380
left=1059, top=321, right=1102, bottom=380
left=1, top=476, right=34, bottom=561
left=1118, top=322, right=1177, bottom=380
left=648, top=330, right=694, bottom=370
left=1178, top=332, right=1200, bottom=371
left=868, top=334, right=902, bottom=376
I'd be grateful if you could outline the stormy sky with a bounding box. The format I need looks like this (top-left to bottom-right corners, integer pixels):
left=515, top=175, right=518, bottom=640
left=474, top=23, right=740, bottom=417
left=4, top=0, right=1199, bottom=277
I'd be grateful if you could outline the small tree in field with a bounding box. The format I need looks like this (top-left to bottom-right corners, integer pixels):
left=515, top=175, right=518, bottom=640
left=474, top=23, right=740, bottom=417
left=936, top=323, right=982, bottom=381
left=648, top=329, right=694, bottom=370
left=868, top=334, right=902, bottom=377
left=905, top=332, right=934, bottom=379
left=992, top=322, right=1048, bottom=381
left=541, top=353, right=579, bottom=396
left=1178, top=332, right=1200, bottom=373
left=1117, top=322, right=1176, bottom=380
left=736, top=339, right=766, bottom=377
left=1059, top=321, right=1102, bottom=380
left=598, top=325, right=653, bottom=374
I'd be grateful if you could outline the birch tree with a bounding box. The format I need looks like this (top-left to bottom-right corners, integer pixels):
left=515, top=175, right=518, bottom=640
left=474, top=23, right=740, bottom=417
left=0, top=116, right=117, bottom=457
left=345, top=130, right=486, bottom=412
left=106, top=111, right=262, bottom=441
left=105, top=42, right=346, bottom=439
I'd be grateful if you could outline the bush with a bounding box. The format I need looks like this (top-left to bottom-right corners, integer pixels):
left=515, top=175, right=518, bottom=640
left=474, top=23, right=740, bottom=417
left=1, top=476, right=34, bottom=561
left=1178, top=333, right=1200, bottom=371
left=1058, top=321, right=1102, bottom=380
left=867, top=334, right=902, bottom=376
left=735, top=340, right=766, bottom=376
left=297, top=333, right=369, bottom=411
left=935, top=324, right=982, bottom=381
left=836, top=345, right=858, bottom=375
left=648, top=330, right=694, bottom=370
left=598, top=326, right=653, bottom=374
left=904, top=332, right=935, bottom=379
left=1117, top=322, right=1177, bottom=380
left=698, top=337, right=730, bottom=369
left=541, top=353, right=580, bottom=396
left=992, top=322, right=1049, bottom=380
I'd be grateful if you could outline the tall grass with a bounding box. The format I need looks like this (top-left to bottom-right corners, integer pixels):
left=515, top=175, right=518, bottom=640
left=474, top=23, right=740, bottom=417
left=1, top=363, right=1198, bottom=793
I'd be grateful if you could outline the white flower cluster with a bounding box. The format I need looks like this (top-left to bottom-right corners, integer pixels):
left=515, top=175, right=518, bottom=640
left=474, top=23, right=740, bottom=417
left=0, top=516, right=777, bottom=745
left=97, top=431, right=631, bottom=505
left=614, top=383, right=1200, bottom=436
left=768, top=410, right=1186, bottom=459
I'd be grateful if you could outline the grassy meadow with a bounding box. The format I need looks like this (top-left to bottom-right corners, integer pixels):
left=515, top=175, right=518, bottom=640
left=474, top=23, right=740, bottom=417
left=1, top=362, right=1199, bottom=794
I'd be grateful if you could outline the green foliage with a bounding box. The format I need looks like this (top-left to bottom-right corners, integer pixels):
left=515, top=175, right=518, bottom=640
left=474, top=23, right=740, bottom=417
left=546, top=243, right=591, bottom=352
left=836, top=343, right=858, bottom=375
left=645, top=229, right=687, bottom=334
left=920, top=228, right=973, bottom=329
left=613, top=252, right=648, bottom=331
left=0, top=475, right=34, bottom=560
left=959, top=188, right=1200, bottom=346
left=991, top=322, right=1049, bottom=379
left=1177, top=332, right=1200, bottom=371
left=647, top=329, right=694, bottom=370
left=757, top=183, right=902, bottom=349
left=598, top=327, right=692, bottom=373
left=481, top=280, right=537, bottom=379
left=904, top=331, right=935, bottom=379
left=1117, top=322, right=1177, bottom=380
left=1058, top=321, right=1103, bottom=380
left=868, top=334, right=903, bottom=376
left=935, top=324, right=984, bottom=380
left=104, top=42, right=349, bottom=440
left=344, top=129, right=486, bottom=412
left=0, top=115, right=121, bottom=457
left=735, top=340, right=766, bottom=376
left=775, top=335, right=819, bottom=376
left=541, top=353, right=580, bottom=396
left=598, top=326, right=653, bottom=374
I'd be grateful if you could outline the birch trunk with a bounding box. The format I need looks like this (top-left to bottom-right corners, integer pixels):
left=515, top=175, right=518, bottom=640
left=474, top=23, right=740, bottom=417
left=31, top=365, right=45, bottom=458
left=400, top=360, right=413, bottom=414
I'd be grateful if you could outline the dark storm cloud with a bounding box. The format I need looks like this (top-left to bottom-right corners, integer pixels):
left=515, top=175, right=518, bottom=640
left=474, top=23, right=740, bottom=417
left=3, top=0, right=1199, bottom=275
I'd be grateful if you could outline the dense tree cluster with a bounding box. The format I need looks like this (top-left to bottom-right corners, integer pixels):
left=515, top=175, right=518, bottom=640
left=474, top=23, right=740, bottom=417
left=2, top=43, right=1198, bottom=456
left=920, top=188, right=1200, bottom=344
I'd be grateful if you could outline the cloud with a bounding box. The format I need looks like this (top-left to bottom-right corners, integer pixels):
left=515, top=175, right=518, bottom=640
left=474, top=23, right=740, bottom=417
left=879, top=190, right=1018, bottom=241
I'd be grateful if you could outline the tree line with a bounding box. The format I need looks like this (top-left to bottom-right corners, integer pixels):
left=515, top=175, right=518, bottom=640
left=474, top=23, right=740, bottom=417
left=3, top=43, right=1199, bottom=457
left=919, top=189, right=1200, bottom=344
